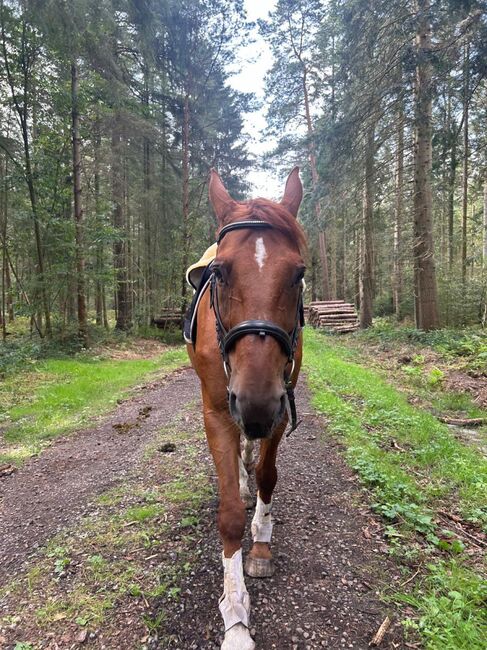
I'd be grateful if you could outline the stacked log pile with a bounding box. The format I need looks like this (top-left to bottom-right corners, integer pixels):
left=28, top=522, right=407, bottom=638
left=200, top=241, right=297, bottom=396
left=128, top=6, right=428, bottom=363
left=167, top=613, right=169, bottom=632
left=306, top=300, right=359, bottom=334
left=151, top=308, right=183, bottom=329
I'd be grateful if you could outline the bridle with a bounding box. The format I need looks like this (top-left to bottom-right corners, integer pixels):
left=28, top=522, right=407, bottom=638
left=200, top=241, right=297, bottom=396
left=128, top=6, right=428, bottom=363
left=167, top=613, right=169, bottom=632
left=209, top=220, right=304, bottom=436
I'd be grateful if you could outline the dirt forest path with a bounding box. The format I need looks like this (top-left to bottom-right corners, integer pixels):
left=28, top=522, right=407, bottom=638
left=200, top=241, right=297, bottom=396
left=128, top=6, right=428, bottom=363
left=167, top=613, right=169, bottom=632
left=0, top=367, right=199, bottom=582
left=0, top=366, right=405, bottom=650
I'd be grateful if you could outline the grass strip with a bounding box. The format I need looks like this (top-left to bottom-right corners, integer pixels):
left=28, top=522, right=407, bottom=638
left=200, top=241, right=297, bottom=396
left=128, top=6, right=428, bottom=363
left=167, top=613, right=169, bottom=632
left=304, top=329, right=487, bottom=649
left=0, top=347, right=188, bottom=465
left=304, top=329, right=487, bottom=529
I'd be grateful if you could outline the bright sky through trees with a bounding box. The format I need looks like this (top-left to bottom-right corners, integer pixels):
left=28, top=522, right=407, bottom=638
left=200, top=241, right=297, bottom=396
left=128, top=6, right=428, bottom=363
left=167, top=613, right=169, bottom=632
left=229, top=0, right=280, bottom=198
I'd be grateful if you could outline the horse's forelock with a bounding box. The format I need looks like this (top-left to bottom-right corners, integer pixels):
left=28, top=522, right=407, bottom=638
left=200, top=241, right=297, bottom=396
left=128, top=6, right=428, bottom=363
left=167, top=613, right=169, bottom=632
left=219, top=199, right=307, bottom=254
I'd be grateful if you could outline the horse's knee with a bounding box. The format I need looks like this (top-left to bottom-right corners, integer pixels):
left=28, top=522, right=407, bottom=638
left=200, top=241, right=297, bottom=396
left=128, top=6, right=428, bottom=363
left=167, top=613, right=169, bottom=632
left=218, top=500, right=246, bottom=551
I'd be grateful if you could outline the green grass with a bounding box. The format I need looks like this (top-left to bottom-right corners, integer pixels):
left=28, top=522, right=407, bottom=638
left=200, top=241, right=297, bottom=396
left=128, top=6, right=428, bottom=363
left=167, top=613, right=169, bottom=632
left=304, top=328, right=487, bottom=649
left=398, top=560, right=487, bottom=650
left=0, top=347, right=187, bottom=465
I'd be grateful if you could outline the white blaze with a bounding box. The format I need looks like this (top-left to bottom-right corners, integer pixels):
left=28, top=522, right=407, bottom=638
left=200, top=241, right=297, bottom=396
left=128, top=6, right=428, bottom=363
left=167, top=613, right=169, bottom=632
left=254, top=237, right=267, bottom=271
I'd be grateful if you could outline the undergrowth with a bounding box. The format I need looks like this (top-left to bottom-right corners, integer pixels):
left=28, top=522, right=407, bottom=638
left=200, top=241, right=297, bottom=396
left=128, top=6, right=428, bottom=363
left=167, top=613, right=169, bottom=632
left=0, top=318, right=184, bottom=377
left=304, top=328, right=487, bottom=649
left=356, top=319, right=487, bottom=370
left=0, top=347, right=187, bottom=465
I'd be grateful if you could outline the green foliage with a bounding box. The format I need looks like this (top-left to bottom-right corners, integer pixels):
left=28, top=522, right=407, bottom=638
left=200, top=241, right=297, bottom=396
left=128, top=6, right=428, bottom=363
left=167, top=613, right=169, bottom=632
left=398, top=561, right=487, bottom=649
left=305, top=329, right=487, bottom=649
left=357, top=320, right=487, bottom=369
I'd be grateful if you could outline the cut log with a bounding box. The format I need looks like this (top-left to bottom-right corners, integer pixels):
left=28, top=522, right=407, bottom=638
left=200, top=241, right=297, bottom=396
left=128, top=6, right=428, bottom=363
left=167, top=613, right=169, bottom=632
left=438, top=417, right=487, bottom=427
left=307, top=300, right=360, bottom=334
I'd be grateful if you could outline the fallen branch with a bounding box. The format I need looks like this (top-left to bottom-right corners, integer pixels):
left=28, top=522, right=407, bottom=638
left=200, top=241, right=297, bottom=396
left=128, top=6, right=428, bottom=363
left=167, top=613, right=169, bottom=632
left=400, top=568, right=421, bottom=588
left=0, top=464, right=17, bottom=478
left=438, top=417, right=487, bottom=427
left=438, top=511, right=487, bottom=549
left=369, top=616, right=391, bottom=646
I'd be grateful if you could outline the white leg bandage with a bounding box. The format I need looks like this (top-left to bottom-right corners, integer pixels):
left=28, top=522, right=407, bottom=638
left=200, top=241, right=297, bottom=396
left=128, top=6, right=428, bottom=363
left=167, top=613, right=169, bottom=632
left=251, top=494, right=273, bottom=543
left=218, top=549, right=251, bottom=631
left=221, top=623, right=255, bottom=650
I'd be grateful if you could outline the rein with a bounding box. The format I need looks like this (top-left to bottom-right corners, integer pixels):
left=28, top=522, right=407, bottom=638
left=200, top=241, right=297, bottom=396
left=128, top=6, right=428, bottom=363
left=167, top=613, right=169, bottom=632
left=209, top=220, right=304, bottom=436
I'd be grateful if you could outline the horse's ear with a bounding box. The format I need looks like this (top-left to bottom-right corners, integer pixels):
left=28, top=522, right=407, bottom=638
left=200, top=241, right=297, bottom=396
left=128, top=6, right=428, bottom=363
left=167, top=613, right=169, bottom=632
left=209, top=169, right=235, bottom=224
left=280, top=166, right=303, bottom=218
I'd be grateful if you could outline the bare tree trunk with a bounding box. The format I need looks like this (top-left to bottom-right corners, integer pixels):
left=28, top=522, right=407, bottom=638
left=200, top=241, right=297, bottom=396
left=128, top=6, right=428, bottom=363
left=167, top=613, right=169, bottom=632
left=447, top=142, right=457, bottom=271
left=461, top=42, right=469, bottom=285
left=483, top=177, right=487, bottom=267
left=1, top=18, right=51, bottom=337
left=93, top=118, right=104, bottom=328
left=341, top=212, right=347, bottom=300
left=71, top=61, right=88, bottom=344
left=303, top=69, right=330, bottom=300
left=318, top=232, right=330, bottom=301
left=142, top=64, right=154, bottom=325
left=330, top=224, right=337, bottom=300
left=413, top=0, right=440, bottom=330
left=181, top=90, right=191, bottom=313
left=1, top=154, right=6, bottom=339
left=112, top=115, right=132, bottom=331
left=393, top=102, right=404, bottom=320
left=354, top=225, right=360, bottom=310
left=359, top=127, right=375, bottom=329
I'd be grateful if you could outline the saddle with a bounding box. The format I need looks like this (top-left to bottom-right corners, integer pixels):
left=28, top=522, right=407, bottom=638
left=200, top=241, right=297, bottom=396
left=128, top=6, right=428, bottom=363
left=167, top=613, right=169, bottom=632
left=183, top=243, right=217, bottom=346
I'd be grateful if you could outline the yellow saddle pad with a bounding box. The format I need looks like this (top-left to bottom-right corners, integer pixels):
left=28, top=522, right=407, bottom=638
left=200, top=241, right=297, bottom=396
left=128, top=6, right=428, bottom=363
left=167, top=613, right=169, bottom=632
left=186, top=243, right=217, bottom=290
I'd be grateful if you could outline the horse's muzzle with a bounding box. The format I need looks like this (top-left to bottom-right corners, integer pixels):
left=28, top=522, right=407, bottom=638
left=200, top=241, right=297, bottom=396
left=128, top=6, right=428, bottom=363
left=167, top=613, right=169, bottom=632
left=229, top=390, right=286, bottom=439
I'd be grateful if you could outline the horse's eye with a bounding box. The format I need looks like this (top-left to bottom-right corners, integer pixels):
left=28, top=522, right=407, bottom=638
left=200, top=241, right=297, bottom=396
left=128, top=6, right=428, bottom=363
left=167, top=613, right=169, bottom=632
left=213, top=265, right=224, bottom=283
left=292, top=267, right=306, bottom=286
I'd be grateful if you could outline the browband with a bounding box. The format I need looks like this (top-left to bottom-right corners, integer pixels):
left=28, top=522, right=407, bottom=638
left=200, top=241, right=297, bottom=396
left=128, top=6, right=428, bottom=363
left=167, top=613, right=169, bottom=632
left=217, top=221, right=273, bottom=244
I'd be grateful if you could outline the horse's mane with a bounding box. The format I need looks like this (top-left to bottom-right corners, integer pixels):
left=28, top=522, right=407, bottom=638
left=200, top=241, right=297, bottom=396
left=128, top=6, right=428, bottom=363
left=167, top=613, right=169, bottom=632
left=219, top=198, right=307, bottom=254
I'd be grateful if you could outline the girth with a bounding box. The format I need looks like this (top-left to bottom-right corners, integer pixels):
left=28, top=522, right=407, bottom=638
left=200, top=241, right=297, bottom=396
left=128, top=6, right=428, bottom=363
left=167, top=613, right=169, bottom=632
left=209, top=220, right=304, bottom=436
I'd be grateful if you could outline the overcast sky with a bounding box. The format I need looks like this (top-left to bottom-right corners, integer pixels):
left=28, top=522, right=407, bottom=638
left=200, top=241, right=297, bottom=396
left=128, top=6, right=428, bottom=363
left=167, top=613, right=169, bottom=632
left=228, top=0, right=281, bottom=199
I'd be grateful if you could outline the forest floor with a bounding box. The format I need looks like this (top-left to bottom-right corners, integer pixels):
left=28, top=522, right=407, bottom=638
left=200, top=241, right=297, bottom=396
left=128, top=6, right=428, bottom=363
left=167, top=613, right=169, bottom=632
left=0, top=331, right=485, bottom=649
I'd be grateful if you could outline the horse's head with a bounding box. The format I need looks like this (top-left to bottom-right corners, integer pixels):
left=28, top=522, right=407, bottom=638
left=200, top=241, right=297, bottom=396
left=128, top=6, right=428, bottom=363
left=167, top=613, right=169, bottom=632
left=208, top=168, right=306, bottom=440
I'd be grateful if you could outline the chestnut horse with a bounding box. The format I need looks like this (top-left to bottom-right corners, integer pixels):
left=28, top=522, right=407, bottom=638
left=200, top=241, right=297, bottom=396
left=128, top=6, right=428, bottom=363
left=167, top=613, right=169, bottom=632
left=187, top=168, right=306, bottom=649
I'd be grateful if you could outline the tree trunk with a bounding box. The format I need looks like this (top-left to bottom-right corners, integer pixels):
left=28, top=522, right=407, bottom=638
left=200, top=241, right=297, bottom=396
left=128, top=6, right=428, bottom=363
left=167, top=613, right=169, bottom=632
left=142, top=64, right=154, bottom=325
left=483, top=177, right=487, bottom=267
left=393, top=101, right=404, bottom=320
left=71, top=61, right=88, bottom=344
left=330, top=224, right=337, bottom=300
left=303, top=69, right=330, bottom=300
left=461, top=42, right=469, bottom=284
left=112, top=114, right=132, bottom=331
left=93, top=118, right=104, bottom=328
left=1, top=155, right=6, bottom=339
left=413, top=0, right=440, bottom=330
left=181, top=90, right=191, bottom=313
left=1, top=19, right=51, bottom=337
left=359, top=127, right=375, bottom=329
left=447, top=142, right=457, bottom=271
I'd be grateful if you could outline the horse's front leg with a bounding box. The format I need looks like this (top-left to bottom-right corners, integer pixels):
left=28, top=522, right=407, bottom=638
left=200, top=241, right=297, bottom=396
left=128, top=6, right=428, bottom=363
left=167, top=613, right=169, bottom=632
left=239, top=438, right=255, bottom=509
left=245, top=422, right=286, bottom=578
left=203, top=405, right=255, bottom=650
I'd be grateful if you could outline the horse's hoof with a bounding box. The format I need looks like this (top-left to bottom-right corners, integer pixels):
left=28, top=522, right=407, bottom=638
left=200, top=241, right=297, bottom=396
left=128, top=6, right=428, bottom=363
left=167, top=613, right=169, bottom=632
left=241, top=494, right=256, bottom=510
left=221, top=623, right=255, bottom=650
left=245, top=555, right=275, bottom=578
